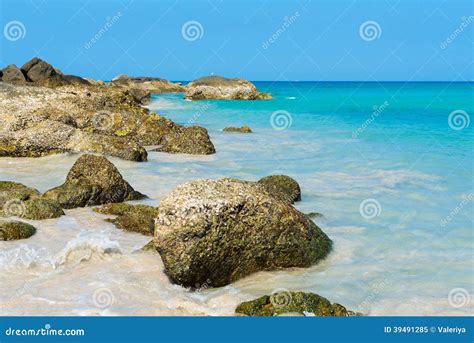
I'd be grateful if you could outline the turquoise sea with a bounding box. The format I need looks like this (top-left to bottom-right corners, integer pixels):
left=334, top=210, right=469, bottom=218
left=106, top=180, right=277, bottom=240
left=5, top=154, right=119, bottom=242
left=0, top=82, right=472, bottom=315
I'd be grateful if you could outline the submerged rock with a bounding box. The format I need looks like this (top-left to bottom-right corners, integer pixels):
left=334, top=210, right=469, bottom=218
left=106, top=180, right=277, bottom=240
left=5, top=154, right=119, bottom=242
left=94, top=203, right=158, bottom=236
left=307, top=212, right=323, bottom=219
left=155, top=178, right=331, bottom=288
left=0, top=181, right=64, bottom=220
left=0, top=220, right=36, bottom=241
left=153, top=126, right=216, bottom=155
left=258, top=175, right=301, bottom=204
left=43, top=154, right=146, bottom=209
left=185, top=76, right=271, bottom=100
left=23, top=198, right=65, bottom=220
left=223, top=126, right=252, bottom=133
left=235, top=291, right=360, bottom=316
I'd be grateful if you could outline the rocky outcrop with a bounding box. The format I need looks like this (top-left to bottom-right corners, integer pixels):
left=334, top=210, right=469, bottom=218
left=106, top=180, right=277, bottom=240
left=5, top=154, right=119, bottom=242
left=111, top=75, right=185, bottom=94
left=1, top=65, right=26, bottom=84
left=0, top=181, right=64, bottom=220
left=258, top=175, right=301, bottom=204
left=43, top=154, right=146, bottom=209
left=223, top=126, right=252, bottom=133
left=0, top=220, right=36, bottom=241
left=235, top=291, right=361, bottom=316
left=0, top=75, right=215, bottom=159
left=94, top=203, right=158, bottom=236
left=185, top=76, right=271, bottom=100
left=154, top=178, right=331, bottom=288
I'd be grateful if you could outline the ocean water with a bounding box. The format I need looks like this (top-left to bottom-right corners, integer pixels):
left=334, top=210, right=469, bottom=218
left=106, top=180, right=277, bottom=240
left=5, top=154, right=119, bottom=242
left=0, top=82, right=472, bottom=316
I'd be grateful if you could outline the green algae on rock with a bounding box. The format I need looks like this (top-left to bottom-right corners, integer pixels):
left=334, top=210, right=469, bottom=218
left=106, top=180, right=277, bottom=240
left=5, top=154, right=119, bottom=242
left=235, top=291, right=360, bottom=316
left=0, top=221, right=36, bottom=241
left=23, top=198, right=65, bottom=220
left=223, top=126, right=252, bottom=133
left=43, top=154, right=146, bottom=209
left=155, top=178, right=332, bottom=288
left=258, top=175, right=301, bottom=204
left=94, top=203, right=158, bottom=236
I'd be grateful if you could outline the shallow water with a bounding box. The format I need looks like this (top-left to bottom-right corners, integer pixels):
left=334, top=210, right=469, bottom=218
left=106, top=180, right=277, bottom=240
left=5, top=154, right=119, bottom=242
left=0, top=82, right=472, bottom=316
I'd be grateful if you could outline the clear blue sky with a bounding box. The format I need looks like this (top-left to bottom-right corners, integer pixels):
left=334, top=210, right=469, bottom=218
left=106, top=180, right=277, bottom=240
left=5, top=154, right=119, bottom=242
left=1, top=0, right=472, bottom=81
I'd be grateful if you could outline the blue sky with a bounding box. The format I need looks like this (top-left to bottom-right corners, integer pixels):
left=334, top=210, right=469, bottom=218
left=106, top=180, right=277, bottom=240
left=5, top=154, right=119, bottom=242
left=0, top=0, right=472, bottom=81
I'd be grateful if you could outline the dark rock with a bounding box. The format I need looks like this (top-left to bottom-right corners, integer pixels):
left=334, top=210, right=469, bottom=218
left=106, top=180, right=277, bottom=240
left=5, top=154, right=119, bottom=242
left=258, top=175, right=301, bottom=204
left=43, top=154, right=146, bottom=209
left=154, top=178, right=331, bottom=288
left=307, top=212, right=323, bottom=219
left=235, top=291, right=361, bottom=316
left=23, top=198, right=64, bottom=220
left=153, top=126, right=216, bottom=155
left=21, top=57, right=59, bottom=82
left=0, top=220, right=36, bottom=241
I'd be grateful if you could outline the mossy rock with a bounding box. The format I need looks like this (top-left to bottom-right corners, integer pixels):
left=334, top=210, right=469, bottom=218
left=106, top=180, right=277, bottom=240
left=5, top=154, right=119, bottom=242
left=0, top=221, right=36, bottom=241
left=23, top=198, right=64, bottom=220
left=155, top=179, right=331, bottom=288
left=235, top=291, right=360, bottom=316
left=258, top=175, right=301, bottom=204
left=307, top=212, right=323, bottom=219
left=223, top=126, right=252, bottom=133
left=43, top=154, right=146, bottom=209
left=94, top=203, right=157, bottom=236
left=0, top=181, right=40, bottom=205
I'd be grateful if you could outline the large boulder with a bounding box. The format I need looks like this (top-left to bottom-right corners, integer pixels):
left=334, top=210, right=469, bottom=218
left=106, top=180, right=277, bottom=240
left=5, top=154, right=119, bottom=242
left=43, top=154, right=146, bottom=209
left=235, top=291, right=360, bottom=316
left=258, top=175, right=301, bottom=204
left=1, top=64, right=26, bottom=84
left=154, top=178, right=331, bottom=288
left=0, top=220, right=36, bottom=241
left=185, top=76, right=271, bottom=100
left=94, top=203, right=158, bottom=236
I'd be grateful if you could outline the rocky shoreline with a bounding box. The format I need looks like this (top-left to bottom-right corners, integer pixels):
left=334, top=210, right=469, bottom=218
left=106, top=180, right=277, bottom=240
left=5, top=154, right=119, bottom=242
left=0, top=57, right=355, bottom=316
